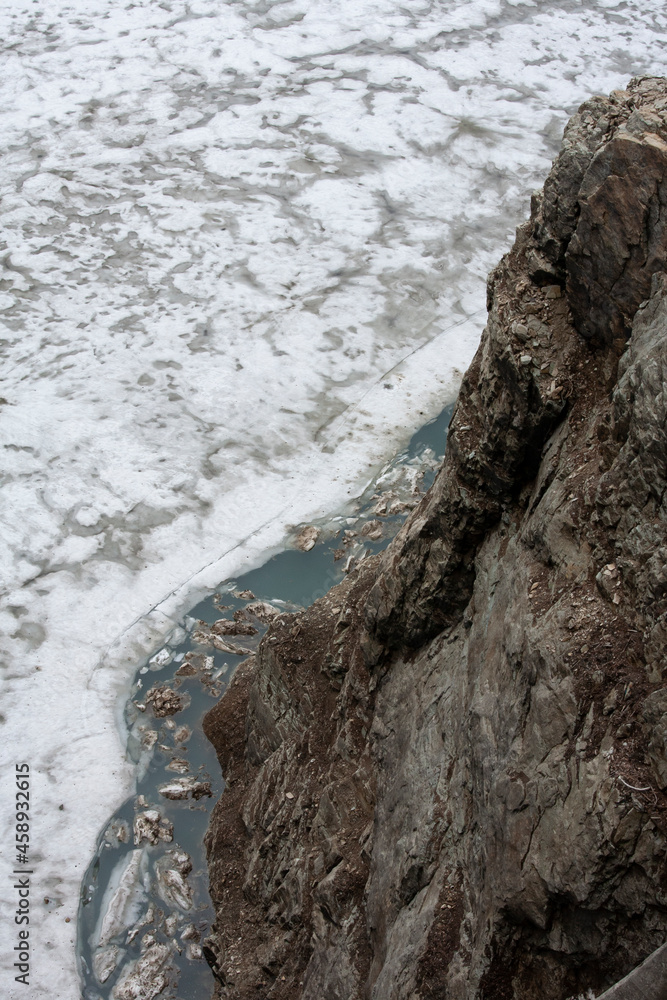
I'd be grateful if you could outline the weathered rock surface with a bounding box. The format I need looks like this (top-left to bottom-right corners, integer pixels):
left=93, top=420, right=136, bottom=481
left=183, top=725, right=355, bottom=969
left=203, top=78, right=667, bottom=1000
left=533, top=79, right=667, bottom=347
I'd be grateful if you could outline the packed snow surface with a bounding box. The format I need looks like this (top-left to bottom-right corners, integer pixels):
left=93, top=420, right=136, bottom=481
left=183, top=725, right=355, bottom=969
left=0, top=0, right=665, bottom=995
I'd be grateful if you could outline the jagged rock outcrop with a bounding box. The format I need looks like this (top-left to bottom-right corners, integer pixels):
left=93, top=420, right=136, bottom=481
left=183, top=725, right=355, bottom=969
left=203, top=77, right=667, bottom=1000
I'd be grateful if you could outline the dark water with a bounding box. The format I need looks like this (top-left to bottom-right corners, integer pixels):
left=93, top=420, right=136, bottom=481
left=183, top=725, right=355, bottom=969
left=77, top=403, right=453, bottom=1000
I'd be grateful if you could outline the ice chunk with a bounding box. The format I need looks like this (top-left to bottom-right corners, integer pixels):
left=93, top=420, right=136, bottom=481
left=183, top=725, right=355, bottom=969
left=155, top=850, right=194, bottom=911
left=95, top=850, right=146, bottom=949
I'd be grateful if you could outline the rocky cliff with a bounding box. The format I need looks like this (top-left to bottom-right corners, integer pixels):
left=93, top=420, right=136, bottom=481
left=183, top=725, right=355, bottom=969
left=202, top=77, right=667, bottom=1000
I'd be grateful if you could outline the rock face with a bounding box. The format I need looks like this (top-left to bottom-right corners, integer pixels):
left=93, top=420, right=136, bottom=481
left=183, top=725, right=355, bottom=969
left=203, top=77, right=667, bottom=1000
left=534, top=80, right=667, bottom=347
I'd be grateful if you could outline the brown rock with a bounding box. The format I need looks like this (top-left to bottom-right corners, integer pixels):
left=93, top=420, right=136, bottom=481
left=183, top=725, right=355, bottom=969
left=202, top=80, right=667, bottom=1000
